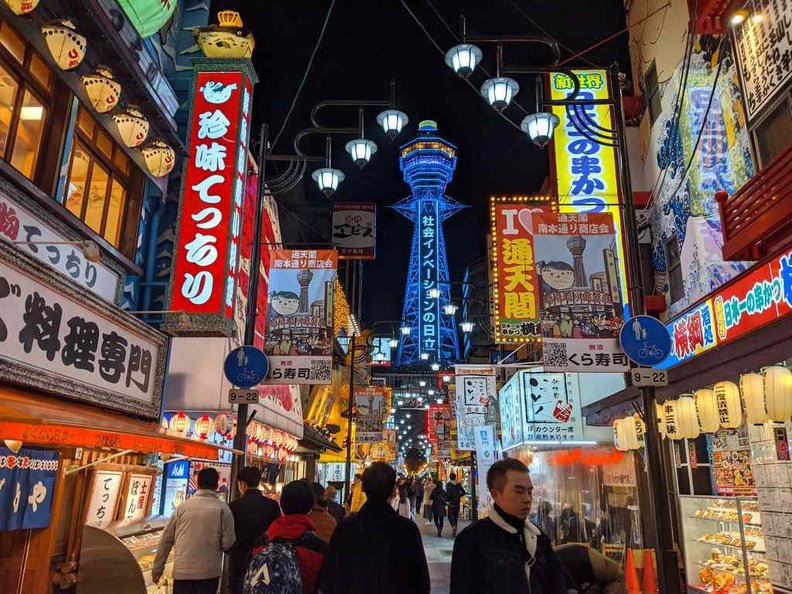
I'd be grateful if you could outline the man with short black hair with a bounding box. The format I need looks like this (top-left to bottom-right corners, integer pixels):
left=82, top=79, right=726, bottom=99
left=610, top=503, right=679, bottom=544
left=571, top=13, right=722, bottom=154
left=450, top=458, right=567, bottom=594
left=319, top=462, right=430, bottom=593
left=153, top=468, right=235, bottom=594
left=446, top=472, right=466, bottom=537
left=227, top=466, right=282, bottom=593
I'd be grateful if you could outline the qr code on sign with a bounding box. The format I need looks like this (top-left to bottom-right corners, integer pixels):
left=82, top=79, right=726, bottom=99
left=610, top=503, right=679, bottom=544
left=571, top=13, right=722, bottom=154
left=543, top=342, right=568, bottom=368
left=310, top=359, right=332, bottom=382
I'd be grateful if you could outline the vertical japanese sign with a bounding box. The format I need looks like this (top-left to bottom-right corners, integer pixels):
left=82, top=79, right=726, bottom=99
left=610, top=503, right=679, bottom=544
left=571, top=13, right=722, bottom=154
left=474, top=425, right=497, bottom=517
left=332, top=202, right=376, bottom=259
left=499, top=372, right=524, bottom=451
left=490, top=197, right=550, bottom=343
left=355, top=385, right=388, bottom=443
left=263, top=249, right=337, bottom=384
left=166, top=63, right=256, bottom=336
left=549, top=70, right=629, bottom=314
left=85, top=469, right=123, bottom=528
left=533, top=212, right=628, bottom=372
left=521, top=372, right=582, bottom=442
left=120, top=472, right=153, bottom=524
left=428, top=404, right=453, bottom=443
left=454, top=364, right=496, bottom=450
left=419, top=201, right=440, bottom=358
left=0, top=446, right=58, bottom=531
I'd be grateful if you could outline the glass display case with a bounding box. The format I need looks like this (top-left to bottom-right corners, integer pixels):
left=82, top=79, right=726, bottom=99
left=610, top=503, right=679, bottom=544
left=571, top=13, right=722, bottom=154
left=680, top=495, right=773, bottom=594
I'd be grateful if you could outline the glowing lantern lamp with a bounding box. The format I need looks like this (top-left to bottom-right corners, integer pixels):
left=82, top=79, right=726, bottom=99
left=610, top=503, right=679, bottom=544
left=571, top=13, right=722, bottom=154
left=662, top=400, right=681, bottom=440
left=481, top=77, right=519, bottom=111
left=694, top=388, right=719, bottom=433
left=764, top=366, right=792, bottom=422
left=521, top=112, right=561, bottom=149
left=113, top=105, right=149, bottom=148
left=169, top=412, right=191, bottom=436
left=311, top=167, right=344, bottom=198
left=656, top=402, right=667, bottom=439
left=714, top=381, right=742, bottom=429
left=345, top=138, right=377, bottom=168
left=376, top=109, right=409, bottom=139
left=3, top=0, right=40, bottom=16
left=81, top=65, right=121, bottom=114
left=676, top=396, right=701, bottom=439
left=141, top=139, right=176, bottom=177
left=613, top=418, right=628, bottom=452
left=214, top=413, right=231, bottom=436
left=444, top=43, right=483, bottom=78
left=740, top=373, right=769, bottom=425
left=623, top=414, right=645, bottom=451
left=194, top=414, right=213, bottom=439
left=42, top=19, right=86, bottom=71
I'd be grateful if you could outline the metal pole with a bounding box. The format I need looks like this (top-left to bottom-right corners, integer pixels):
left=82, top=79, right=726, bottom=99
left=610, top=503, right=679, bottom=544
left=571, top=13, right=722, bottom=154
left=470, top=456, right=478, bottom=521
left=230, top=123, right=269, bottom=499
left=344, top=334, right=356, bottom=502
left=610, top=64, right=680, bottom=594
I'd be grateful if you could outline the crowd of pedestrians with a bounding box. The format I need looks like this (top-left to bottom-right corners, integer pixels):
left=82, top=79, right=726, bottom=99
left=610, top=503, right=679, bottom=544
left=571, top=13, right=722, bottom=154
left=151, top=460, right=625, bottom=593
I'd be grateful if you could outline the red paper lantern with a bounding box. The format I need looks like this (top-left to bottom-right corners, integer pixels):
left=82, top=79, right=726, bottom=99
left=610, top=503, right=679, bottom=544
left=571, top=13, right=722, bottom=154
left=214, top=413, right=231, bottom=437
left=195, top=415, right=213, bottom=439
left=169, top=412, right=191, bottom=435
left=247, top=439, right=256, bottom=455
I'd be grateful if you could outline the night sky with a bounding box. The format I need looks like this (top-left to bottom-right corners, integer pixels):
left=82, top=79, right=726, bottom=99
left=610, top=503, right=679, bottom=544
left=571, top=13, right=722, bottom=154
left=214, top=0, right=631, bottom=326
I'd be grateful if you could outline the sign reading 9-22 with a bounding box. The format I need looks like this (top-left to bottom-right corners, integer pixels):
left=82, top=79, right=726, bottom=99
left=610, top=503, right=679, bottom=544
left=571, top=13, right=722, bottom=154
left=169, top=68, right=254, bottom=335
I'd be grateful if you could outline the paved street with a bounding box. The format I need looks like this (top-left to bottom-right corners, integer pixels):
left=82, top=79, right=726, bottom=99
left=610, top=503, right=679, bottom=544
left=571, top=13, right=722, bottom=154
left=416, top=517, right=471, bottom=594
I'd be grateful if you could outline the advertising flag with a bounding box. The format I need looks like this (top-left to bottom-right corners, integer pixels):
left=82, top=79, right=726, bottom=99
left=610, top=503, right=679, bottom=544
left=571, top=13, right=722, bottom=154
left=263, top=250, right=337, bottom=384
left=474, top=426, right=498, bottom=517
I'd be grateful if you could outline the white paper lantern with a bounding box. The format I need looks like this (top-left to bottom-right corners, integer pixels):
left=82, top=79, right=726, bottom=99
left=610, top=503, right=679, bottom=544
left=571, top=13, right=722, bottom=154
left=694, top=388, right=720, bottom=433
left=764, top=366, right=792, bottom=422
left=113, top=105, right=149, bottom=148
left=169, top=412, right=191, bottom=435
left=623, top=414, right=645, bottom=450
left=81, top=66, right=121, bottom=114
left=740, top=373, right=769, bottom=425
left=714, top=381, right=743, bottom=429
left=141, top=139, right=175, bottom=177
left=676, top=396, right=701, bottom=439
left=41, top=19, right=86, bottom=71
left=3, top=0, right=40, bottom=15
left=613, top=418, right=628, bottom=452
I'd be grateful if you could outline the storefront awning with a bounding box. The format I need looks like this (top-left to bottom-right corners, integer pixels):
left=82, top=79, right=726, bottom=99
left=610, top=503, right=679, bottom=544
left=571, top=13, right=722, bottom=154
left=0, top=386, right=239, bottom=460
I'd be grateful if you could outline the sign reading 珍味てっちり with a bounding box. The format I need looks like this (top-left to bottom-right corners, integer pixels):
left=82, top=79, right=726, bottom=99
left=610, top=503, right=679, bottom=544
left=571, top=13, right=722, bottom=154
left=658, top=247, right=792, bottom=368
left=490, top=196, right=552, bottom=343
left=549, top=70, right=629, bottom=314
left=165, top=62, right=256, bottom=336
left=0, top=446, right=59, bottom=531
left=332, top=202, right=376, bottom=259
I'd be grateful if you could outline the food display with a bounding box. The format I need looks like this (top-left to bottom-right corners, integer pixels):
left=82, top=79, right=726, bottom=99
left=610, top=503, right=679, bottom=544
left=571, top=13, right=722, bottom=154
left=681, top=496, right=774, bottom=594
left=116, top=521, right=174, bottom=594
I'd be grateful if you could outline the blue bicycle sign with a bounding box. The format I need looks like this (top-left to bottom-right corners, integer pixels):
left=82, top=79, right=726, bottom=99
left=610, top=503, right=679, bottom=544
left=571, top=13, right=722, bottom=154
left=619, top=315, right=672, bottom=367
left=223, top=346, right=269, bottom=388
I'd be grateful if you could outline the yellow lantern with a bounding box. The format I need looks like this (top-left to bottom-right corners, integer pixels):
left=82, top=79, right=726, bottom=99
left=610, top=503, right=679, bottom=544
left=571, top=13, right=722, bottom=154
left=613, top=418, right=629, bottom=452
left=113, top=105, right=149, bottom=148
left=81, top=66, right=121, bottom=114
left=141, top=139, right=175, bottom=177
left=740, top=373, right=769, bottom=425
left=676, top=396, right=701, bottom=439
left=714, top=381, right=743, bottom=429
left=194, top=414, right=213, bottom=439
left=169, top=411, right=191, bottom=435
left=42, top=19, right=86, bottom=71
left=694, top=388, right=719, bottom=433
left=764, top=366, right=792, bottom=422
left=3, top=0, right=40, bottom=15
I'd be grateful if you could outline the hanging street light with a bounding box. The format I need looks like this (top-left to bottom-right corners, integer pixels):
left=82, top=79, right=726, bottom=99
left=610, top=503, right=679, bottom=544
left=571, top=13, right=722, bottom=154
left=443, top=303, right=459, bottom=315
left=428, top=287, right=441, bottom=299
left=389, top=337, right=399, bottom=348
left=377, top=109, right=409, bottom=139
left=419, top=380, right=427, bottom=387
left=521, top=112, right=560, bottom=148
left=420, top=352, right=429, bottom=361
left=312, top=167, right=345, bottom=197
left=442, top=374, right=451, bottom=383
left=400, top=325, right=412, bottom=336
left=460, top=321, right=475, bottom=333
left=444, top=43, right=483, bottom=78
left=481, top=77, right=519, bottom=111
left=345, top=138, right=377, bottom=168
left=430, top=363, right=440, bottom=372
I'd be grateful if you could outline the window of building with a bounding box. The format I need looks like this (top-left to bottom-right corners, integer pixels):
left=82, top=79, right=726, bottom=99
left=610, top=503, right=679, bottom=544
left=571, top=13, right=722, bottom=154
left=665, top=233, right=683, bottom=303
left=64, top=107, right=140, bottom=252
left=753, top=95, right=792, bottom=167
left=644, top=61, right=662, bottom=125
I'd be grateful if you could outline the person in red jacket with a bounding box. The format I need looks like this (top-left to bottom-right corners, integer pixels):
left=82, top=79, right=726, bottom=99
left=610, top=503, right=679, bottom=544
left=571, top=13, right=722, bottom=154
left=252, top=480, right=327, bottom=594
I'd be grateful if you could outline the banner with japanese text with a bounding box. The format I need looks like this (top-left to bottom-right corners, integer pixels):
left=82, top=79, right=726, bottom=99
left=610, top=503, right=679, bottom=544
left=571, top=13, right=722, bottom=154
left=428, top=404, right=453, bottom=444
left=521, top=371, right=583, bottom=443
left=490, top=197, right=552, bottom=343
left=532, top=212, right=628, bottom=372
left=474, top=426, right=498, bottom=518
left=263, top=250, right=337, bottom=384
left=332, top=202, right=376, bottom=259
left=355, top=385, right=389, bottom=443
left=454, top=365, right=497, bottom=450
left=0, top=446, right=59, bottom=531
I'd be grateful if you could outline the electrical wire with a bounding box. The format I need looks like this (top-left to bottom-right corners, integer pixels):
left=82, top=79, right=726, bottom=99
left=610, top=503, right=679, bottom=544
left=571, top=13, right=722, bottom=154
left=271, top=0, right=337, bottom=151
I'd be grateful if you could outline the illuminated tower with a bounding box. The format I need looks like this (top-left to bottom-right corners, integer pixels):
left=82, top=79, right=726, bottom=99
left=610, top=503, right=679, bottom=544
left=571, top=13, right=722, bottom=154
left=392, top=121, right=467, bottom=365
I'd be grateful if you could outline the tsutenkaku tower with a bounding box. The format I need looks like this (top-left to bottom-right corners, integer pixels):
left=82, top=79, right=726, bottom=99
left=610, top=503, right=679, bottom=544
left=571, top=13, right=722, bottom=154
left=392, top=121, right=467, bottom=365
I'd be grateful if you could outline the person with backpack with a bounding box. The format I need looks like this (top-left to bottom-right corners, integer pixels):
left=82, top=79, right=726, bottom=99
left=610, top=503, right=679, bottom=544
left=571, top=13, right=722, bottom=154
left=430, top=479, right=448, bottom=538
left=446, top=472, right=467, bottom=537
left=245, top=480, right=327, bottom=594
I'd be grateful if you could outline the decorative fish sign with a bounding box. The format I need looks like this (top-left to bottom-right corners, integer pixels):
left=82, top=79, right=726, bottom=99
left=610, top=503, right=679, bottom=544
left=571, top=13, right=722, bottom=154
left=193, top=10, right=254, bottom=59
left=200, top=81, right=239, bottom=105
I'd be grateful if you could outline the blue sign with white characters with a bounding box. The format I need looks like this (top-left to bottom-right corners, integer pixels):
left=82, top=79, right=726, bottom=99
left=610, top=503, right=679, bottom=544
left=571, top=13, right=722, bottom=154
left=619, top=315, right=672, bottom=367
left=223, top=346, right=269, bottom=388
left=0, top=446, right=59, bottom=531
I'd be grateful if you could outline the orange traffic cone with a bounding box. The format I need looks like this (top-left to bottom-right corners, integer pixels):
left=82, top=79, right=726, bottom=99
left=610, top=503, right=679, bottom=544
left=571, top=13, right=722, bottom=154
left=625, top=548, right=641, bottom=594
left=642, top=549, right=658, bottom=594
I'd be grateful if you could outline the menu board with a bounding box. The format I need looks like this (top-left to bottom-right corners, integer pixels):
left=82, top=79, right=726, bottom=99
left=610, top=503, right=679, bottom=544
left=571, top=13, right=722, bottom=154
left=712, top=425, right=756, bottom=497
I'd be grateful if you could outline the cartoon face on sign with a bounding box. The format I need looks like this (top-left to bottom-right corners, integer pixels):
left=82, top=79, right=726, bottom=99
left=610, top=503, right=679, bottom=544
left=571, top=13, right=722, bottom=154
left=538, top=261, right=575, bottom=291
left=270, top=291, right=299, bottom=315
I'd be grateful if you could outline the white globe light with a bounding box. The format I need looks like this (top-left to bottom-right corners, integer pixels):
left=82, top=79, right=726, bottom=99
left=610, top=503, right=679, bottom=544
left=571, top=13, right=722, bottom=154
left=481, top=77, right=519, bottom=111
left=345, top=138, right=377, bottom=168
left=443, top=303, right=459, bottom=315
left=420, top=352, right=429, bottom=361
left=444, top=44, right=482, bottom=77
left=436, top=398, right=443, bottom=405
left=389, top=338, right=399, bottom=348
left=311, top=167, right=345, bottom=197
left=460, top=321, right=475, bottom=333
left=428, top=288, right=441, bottom=299
left=419, top=381, right=427, bottom=387
left=428, top=390, right=435, bottom=396
left=377, top=109, right=409, bottom=139
left=521, top=112, right=561, bottom=148
left=442, top=374, right=451, bottom=382
left=430, top=363, right=440, bottom=372
left=400, top=325, right=412, bottom=336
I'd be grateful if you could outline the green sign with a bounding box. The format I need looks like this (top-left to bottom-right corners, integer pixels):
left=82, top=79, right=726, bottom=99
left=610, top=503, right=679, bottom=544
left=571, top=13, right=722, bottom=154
left=117, top=0, right=176, bottom=39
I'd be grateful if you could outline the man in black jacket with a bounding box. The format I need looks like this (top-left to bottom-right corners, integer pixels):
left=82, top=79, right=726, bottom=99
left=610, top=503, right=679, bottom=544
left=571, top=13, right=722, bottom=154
left=227, top=466, right=281, bottom=593
left=319, top=462, right=430, bottom=594
left=450, top=458, right=567, bottom=594
left=446, top=472, right=467, bottom=537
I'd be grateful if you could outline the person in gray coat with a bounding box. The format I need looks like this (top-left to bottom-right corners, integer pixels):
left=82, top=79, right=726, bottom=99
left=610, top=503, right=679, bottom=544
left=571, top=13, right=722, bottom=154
left=152, top=468, right=235, bottom=594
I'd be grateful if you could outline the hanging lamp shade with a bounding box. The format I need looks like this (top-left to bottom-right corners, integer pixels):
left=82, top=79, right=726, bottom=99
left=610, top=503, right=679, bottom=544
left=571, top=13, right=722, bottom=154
left=376, top=109, right=409, bottom=139
left=311, top=167, right=345, bottom=197
left=613, top=418, right=629, bottom=452
left=42, top=19, right=86, bottom=71
left=141, top=139, right=175, bottom=177
left=194, top=414, right=213, bottom=439
left=676, top=396, right=701, bottom=439
left=694, top=388, right=720, bottom=433
left=740, top=373, right=769, bottom=425
left=764, top=365, right=792, bottom=422
left=345, top=138, right=377, bottom=168
left=113, top=105, right=149, bottom=148
left=623, top=414, right=645, bottom=451
left=117, top=0, right=177, bottom=39
left=521, top=113, right=561, bottom=148
left=481, top=77, right=520, bottom=111
left=713, top=381, right=743, bottom=429
left=81, top=66, right=121, bottom=114
left=444, top=43, right=483, bottom=78
left=3, top=0, right=40, bottom=15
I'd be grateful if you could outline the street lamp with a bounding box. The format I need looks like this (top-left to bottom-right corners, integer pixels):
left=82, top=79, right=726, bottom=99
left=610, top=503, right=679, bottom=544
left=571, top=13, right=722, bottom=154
left=428, top=287, right=441, bottom=299
left=521, top=112, right=560, bottom=148
left=428, top=389, right=435, bottom=396
left=430, top=363, right=440, bottom=372
left=420, top=352, right=429, bottom=361
left=389, top=337, right=399, bottom=348
left=419, top=380, right=427, bottom=387
left=400, top=325, right=412, bottom=336
left=481, top=77, right=519, bottom=111
left=460, top=321, right=475, bottom=333
left=376, top=109, right=409, bottom=138
left=443, top=374, right=451, bottom=382
left=444, top=43, right=483, bottom=78
left=443, top=303, right=459, bottom=315
left=311, top=167, right=344, bottom=197
left=345, top=138, right=377, bottom=168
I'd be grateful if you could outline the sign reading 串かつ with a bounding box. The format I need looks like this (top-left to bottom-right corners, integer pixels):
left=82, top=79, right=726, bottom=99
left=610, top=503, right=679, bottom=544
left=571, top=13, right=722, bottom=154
left=549, top=70, right=629, bottom=314
left=263, top=250, right=337, bottom=384
left=0, top=446, right=59, bottom=531
left=332, top=202, right=376, bottom=259
left=166, top=65, right=255, bottom=336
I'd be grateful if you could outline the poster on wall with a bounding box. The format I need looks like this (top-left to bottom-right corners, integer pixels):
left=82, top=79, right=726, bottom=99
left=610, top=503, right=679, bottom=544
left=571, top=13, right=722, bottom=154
left=0, top=447, right=59, bottom=531
left=263, top=249, right=337, bottom=384
left=711, top=424, right=755, bottom=497
left=454, top=365, right=497, bottom=450
left=332, top=202, right=376, bottom=259
left=355, top=386, right=388, bottom=443
left=188, top=460, right=231, bottom=498
left=532, top=212, right=629, bottom=373
left=521, top=372, right=583, bottom=442
left=162, top=459, right=189, bottom=517
left=428, top=404, right=454, bottom=443
left=499, top=372, right=524, bottom=451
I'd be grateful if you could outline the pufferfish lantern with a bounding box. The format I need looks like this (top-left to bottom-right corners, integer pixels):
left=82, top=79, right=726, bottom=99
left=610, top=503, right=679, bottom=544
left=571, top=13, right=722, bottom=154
left=112, top=105, right=149, bottom=148
left=3, top=0, right=40, bottom=15
left=194, top=10, right=255, bottom=59
left=141, top=139, right=175, bottom=178
left=42, top=18, right=86, bottom=71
